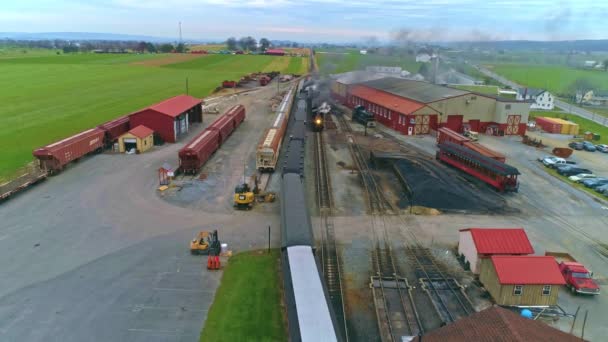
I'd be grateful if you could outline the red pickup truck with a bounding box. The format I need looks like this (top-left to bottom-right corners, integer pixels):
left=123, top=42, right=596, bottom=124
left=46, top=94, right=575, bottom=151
left=546, top=252, right=600, bottom=295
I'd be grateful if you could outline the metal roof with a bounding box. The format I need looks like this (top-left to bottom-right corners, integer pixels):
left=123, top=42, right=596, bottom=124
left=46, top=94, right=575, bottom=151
left=331, top=70, right=387, bottom=85
left=414, top=306, right=582, bottom=342
left=459, top=228, right=534, bottom=255
left=439, top=142, right=520, bottom=176
left=147, top=95, right=202, bottom=118
left=127, top=125, right=153, bottom=139
left=362, top=77, right=469, bottom=103
left=351, top=85, right=426, bottom=114
left=281, top=174, right=313, bottom=247
left=287, top=246, right=338, bottom=342
left=491, top=256, right=566, bottom=285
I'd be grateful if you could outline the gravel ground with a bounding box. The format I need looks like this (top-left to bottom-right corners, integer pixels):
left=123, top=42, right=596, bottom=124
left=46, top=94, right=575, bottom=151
left=0, top=86, right=285, bottom=342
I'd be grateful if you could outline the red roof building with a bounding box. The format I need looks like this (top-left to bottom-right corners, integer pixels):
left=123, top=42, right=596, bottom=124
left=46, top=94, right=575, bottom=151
left=413, top=306, right=584, bottom=342
left=128, top=125, right=154, bottom=139
left=129, top=95, right=203, bottom=143
left=480, top=256, right=566, bottom=306
left=265, top=49, right=285, bottom=56
left=458, top=228, right=534, bottom=273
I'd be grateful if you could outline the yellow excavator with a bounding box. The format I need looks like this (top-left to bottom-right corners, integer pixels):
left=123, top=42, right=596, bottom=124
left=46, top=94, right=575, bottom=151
left=234, top=183, right=255, bottom=210
left=190, top=230, right=220, bottom=255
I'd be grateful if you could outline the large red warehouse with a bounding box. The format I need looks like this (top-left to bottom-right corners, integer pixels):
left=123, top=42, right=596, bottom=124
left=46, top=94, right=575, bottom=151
left=129, top=95, right=203, bottom=143
left=334, top=77, right=531, bottom=136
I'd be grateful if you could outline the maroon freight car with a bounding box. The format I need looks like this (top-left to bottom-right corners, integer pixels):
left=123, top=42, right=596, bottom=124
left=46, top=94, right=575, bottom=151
left=33, top=128, right=105, bottom=174
left=208, top=115, right=235, bottom=145
left=225, top=104, right=246, bottom=126
left=178, top=129, right=220, bottom=174
left=98, top=115, right=130, bottom=146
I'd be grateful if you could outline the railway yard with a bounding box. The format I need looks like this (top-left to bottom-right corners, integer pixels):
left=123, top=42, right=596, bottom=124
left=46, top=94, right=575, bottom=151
left=2, top=69, right=608, bottom=342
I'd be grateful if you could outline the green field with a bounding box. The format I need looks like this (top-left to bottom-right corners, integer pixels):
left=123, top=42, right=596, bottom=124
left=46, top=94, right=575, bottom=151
left=0, top=52, right=307, bottom=180
left=316, top=51, right=422, bottom=75
left=200, top=250, right=286, bottom=342
left=486, top=64, right=608, bottom=96
left=529, top=110, right=608, bottom=144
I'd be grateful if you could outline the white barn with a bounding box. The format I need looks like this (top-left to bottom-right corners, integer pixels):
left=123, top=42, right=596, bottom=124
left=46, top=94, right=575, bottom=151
left=517, top=88, right=554, bottom=110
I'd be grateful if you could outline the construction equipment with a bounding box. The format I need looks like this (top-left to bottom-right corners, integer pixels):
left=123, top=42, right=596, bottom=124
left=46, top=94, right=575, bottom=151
left=234, top=183, right=255, bottom=210
left=190, top=231, right=210, bottom=255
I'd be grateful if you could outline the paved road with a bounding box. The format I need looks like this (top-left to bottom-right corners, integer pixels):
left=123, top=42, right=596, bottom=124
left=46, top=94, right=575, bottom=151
left=475, top=65, right=608, bottom=127
left=0, top=86, right=283, bottom=341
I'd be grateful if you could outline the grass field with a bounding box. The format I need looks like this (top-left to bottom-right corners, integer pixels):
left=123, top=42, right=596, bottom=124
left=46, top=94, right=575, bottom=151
left=316, top=51, right=422, bottom=75
left=529, top=110, right=608, bottom=144
left=200, top=250, right=286, bottom=342
left=0, top=52, right=307, bottom=180
left=486, top=64, right=608, bottom=96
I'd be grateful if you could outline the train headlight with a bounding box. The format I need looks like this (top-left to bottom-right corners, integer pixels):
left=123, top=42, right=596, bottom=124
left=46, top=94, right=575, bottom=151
left=315, top=118, right=322, bottom=125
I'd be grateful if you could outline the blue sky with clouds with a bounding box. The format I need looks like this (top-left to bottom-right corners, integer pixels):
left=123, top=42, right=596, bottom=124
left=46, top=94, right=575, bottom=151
left=1, top=0, right=607, bottom=42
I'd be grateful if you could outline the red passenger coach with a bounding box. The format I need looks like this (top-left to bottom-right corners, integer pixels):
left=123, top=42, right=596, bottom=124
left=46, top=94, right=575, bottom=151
left=437, top=142, right=520, bottom=192
left=33, top=128, right=105, bottom=174
left=225, top=104, right=246, bottom=126
left=437, top=127, right=470, bottom=145
left=98, top=115, right=130, bottom=146
left=178, top=129, right=220, bottom=174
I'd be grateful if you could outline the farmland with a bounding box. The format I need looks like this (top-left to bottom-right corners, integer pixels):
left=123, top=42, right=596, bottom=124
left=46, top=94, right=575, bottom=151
left=485, top=63, right=608, bottom=95
left=0, top=53, right=307, bottom=180
left=316, top=50, right=422, bottom=75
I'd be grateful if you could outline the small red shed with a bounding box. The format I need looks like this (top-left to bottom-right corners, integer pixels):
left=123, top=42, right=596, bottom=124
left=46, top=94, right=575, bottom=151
left=129, top=95, right=203, bottom=143
left=458, top=228, right=534, bottom=273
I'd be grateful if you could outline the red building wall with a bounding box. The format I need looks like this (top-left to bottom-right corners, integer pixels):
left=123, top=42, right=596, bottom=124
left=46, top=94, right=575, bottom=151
left=130, top=110, right=176, bottom=143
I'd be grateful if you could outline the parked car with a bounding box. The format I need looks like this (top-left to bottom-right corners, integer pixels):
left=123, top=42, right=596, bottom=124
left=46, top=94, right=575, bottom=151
left=549, top=159, right=577, bottom=169
left=541, top=156, right=558, bottom=166
left=582, top=141, right=597, bottom=152
left=594, top=184, right=608, bottom=194
left=582, top=178, right=608, bottom=188
left=595, top=144, right=608, bottom=153
left=568, top=174, right=597, bottom=182
left=558, top=167, right=592, bottom=176
left=569, top=141, right=584, bottom=150
left=538, top=155, right=553, bottom=162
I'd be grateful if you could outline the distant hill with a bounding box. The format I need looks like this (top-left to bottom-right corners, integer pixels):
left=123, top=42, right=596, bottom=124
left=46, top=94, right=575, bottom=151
left=442, top=40, right=608, bottom=52
left=0, top=32, right=207, bottom=43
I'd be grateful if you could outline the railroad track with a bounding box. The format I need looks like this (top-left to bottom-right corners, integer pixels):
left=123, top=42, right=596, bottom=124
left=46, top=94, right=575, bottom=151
left=315, top=131, right=348, bottom=341
left=336, top=114, right=422, bottom=341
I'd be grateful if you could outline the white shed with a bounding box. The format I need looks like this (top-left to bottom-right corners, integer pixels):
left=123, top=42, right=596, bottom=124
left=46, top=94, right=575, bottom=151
left=458, top=228, right=534, bottom=274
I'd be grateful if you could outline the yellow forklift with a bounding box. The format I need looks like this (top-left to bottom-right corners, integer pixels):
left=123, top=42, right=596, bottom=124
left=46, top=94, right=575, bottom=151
left=234, top=183, right=255, bottom=210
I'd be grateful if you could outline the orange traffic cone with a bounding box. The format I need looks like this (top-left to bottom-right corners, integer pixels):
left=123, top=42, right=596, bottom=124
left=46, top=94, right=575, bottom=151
left=207, top=256, right=213, bottom=270
left=215, top=256, right=221, bottom=270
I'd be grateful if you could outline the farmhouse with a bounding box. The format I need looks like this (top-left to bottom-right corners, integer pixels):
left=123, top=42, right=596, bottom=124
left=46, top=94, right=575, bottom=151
left=517, top=88, right=554, bottom=110
left=458, top=228, right=534, bottom=274
left=118, top=125, right=154, bottom=153
left=335, top=77, right=531, bottom=136
left=129, top=95, right=202, bottom=143
left=479, top=255, right=566, bottom=306
left=413, top=306, right=582, bottom=342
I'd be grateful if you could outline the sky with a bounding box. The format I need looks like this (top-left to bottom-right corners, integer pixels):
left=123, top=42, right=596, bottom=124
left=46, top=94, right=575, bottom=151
left=1, top=0, right=607, bottom=43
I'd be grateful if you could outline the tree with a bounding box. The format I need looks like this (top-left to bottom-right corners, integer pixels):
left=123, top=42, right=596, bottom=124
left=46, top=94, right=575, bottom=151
left=604, top=59, right=608, bottom=72
left=175, top=43, right=186, bottom=53
left=568, top=78, right=595, bottom=104
left=136, top=41, right=147, bottom=53
left=238, top=36, right=256, bottom=51
left=159, top=43, right=174, bottom=53
left=62, top=45, right=78, bottom=53
left=259, top=38, right=270, bottom=51
left=226, top=37, right=237, bottom=50
left=146, top=42, right=157, bottom=53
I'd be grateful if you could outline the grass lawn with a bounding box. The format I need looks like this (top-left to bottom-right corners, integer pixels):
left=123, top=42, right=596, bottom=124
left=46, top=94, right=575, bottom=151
left=0, top=53, right=306, bottom=180
left=316, top=51, right=422, bottom=75
left=529, top=110, right=608, bottom=144
left=200, top=250, right=286, bottom=342
left=486, top=63, right=608, bottom=96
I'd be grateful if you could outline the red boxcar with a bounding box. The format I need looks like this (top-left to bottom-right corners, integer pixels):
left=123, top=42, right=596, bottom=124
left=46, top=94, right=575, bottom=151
left=463, top=141, right=506, bottom=163
left=208, top=115, right=235, bottom=145
left=98, top=115, right=130, bottom=146
left=437, top=127, right=470, bottom=145
left=178, top=129, right=220, bottom=174
left=225, top=105, right=246, bottom=126
left=222, top=80, right=237, bottom=88
left=33, top=128, right=105, bottom=174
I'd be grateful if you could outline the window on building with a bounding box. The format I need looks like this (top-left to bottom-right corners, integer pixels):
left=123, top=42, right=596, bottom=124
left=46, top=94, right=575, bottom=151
left=513, top=285, right=523, bottom=295
left=388, top=111, right=391, bottom=120
left=505, top=104, right=512, bottom=110
left=542, top=285, right=552, bottom=296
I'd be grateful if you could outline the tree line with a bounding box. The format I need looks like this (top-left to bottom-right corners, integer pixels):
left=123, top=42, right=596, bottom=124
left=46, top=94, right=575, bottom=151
left=0, top=39, right=187, bottom=54
left=224, top=37, right=298, bottom=51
